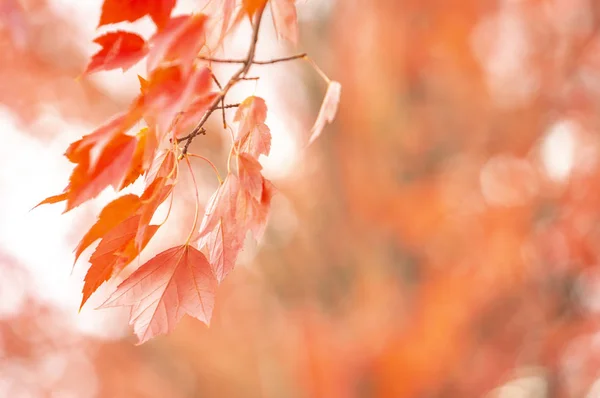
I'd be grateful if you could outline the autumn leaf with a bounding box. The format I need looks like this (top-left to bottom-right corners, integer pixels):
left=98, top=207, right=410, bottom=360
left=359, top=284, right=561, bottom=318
left=75, top=194, right=143, bottom=264
left=243, top=178, right=275, bottom=241
left=173, top=92, right=219, bottom=138
left=65, top=112, right=137, bottom=168
left=228, top=0, right=266, bottom=34
left=98, top=0, right=176, bottom=30
left=119, top=127, right=156, bottom=190
left=198, top=164, right=275, bottom=281
left=145, top=149, right=177, bottom=186
left=101, top=245, right=218, bottom=344
left=236, top=153, right=264, bottom=200
left=34, top=192, right=68, bottom=209
left=308, top=81, right=342, bottom=146
left=66, top=133, right=139, bottom=211
left=135, top=65, right=212, bottom=139
left=197, top=174, right=240, bottom=238
left=217, top=0, right=236, bottom=43
left=133, top=150, right=178, bottom=248
left=270, top=0, right=298, bottom=44
left=200, top=219, right=245, bottom=283
left=234, top=96, right=271, bottom=158
left=84, top=31, right=148, bottom=75
left=40, top=131, right=139, bottom=212
left=147, top=14, right=208, bottom=73
left=81, top=216, right=159, bottom=309
left=242, top=0, right=267, bottom=17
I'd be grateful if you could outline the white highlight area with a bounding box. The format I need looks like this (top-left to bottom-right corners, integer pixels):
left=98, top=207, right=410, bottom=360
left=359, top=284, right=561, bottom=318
left=0, top=107, right=128, bottom=340
left=540, top=120, right=576, bottom=182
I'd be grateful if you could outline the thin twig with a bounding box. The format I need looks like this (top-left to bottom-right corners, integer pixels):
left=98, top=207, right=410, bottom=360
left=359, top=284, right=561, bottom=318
left=215, top=103, right=241, bottom=109
left=197, top=53, right=306, bottom=65
left=180, top=127, right=206, bottom=154
left=179, top=5, right=267, bottom=154
left=211, top=72, right=227, bottom=128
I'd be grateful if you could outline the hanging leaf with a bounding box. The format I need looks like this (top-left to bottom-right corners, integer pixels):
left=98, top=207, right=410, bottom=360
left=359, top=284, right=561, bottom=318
left=84, top=31, right=148, bottom=75
left=308, top=81, right=342, bottom=145
left=98, top=0, right=176, bottom=30
left=271, top=0, right=298, bottom=44
left=101, top=244, right=218, bottom=344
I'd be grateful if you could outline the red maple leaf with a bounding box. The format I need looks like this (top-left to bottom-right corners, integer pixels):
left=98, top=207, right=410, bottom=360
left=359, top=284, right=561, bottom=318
left=147, top=14, right=208, bottom=73
left=98, top=0, right=176, bottom=30
left=84, top=31, right=148, bottom=75
left=119, top=127, right=157, bottom=190
left=57, top=132, right=138, bottom=211
left=81, top=215, right=158, bottom=309
left=136, top=65, right=212, bottom=139
left=74, top=194, right=143, bottom=264
left=101, top=244, right=218, bottom=344
left=172, top=92, right=219, bottom=138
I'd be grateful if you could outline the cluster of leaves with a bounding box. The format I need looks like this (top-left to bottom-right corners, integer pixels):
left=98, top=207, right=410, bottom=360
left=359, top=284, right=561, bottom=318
left=37, top=0, right=340, bottom=344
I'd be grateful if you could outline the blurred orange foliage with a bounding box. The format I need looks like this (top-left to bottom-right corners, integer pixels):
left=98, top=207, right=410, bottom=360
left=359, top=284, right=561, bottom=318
left=4, top=0, right=600, bottom=397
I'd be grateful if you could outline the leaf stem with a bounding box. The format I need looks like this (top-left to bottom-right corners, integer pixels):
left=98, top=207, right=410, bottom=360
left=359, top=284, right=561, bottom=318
left=187, top=153, right=223, bottom=184
left=184, top=156, right=201, bottom=245
left=305, top=55, right=331, bottom=84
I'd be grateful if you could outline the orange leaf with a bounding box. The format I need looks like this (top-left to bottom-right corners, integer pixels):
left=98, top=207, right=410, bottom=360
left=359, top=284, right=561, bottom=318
left=135, top=155, right=178, bottom=248
left=84, top=31, right=148, bottom=75
left=308, top=81, right=341, bottom=146
left=101, top=244, right=218, bottom=344
left=65, top=133, right=138, bottom=211
left=119, top=127, right=156, bottom=190
left=147, top=14, right=208, bottom=73
left=135, top=65, right=211, bottom=138
left=98, top=0, right=176, bottom=30
left=173, top=92, right=219, bottom=138
left=242, top=0, right=267, bottom=17
left=270, top=0, right=298, bottom=44
left=74, top=194, right=143, bottom=264
left=145, top=149, right=177, bottom=185
left=33, top=192, right=68, bottom=210
left=38, top=113, right=144, bottom=212
left=65, top=112, right=135, bottom=167
left=81, top=216, right=158, bottom=309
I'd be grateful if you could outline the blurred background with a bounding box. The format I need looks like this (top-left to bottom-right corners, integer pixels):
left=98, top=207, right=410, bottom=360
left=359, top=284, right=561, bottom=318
left=3, top=0, right=600, bottom=396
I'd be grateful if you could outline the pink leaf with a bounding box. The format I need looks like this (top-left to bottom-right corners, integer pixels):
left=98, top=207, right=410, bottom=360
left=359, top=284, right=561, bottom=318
left=271, top=0, right=298, bottom=44
left=101, top=245, right=218, bottom=344
left=308, top=81, right=342, bottom=146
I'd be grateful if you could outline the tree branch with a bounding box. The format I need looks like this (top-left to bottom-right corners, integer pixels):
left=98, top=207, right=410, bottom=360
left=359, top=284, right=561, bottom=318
left=215, top=103, right=241, bottom=109
left=179, top=5, right=267, bottom=154
left=198, top=53, right=307, bottom=65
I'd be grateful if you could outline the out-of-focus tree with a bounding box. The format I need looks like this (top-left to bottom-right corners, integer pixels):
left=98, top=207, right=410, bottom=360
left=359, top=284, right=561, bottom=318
left=3, top=0, right=600, bottom=397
